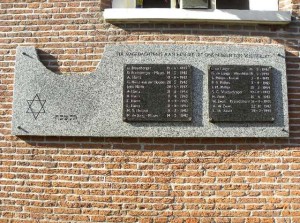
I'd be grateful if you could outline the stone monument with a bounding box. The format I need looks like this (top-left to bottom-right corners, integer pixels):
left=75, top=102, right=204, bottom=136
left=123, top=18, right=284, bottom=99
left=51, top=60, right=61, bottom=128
left=12, top=44, right=289, bottom=137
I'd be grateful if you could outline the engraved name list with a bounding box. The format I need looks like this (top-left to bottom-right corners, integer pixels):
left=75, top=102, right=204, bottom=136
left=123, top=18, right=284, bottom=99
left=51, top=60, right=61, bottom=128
left=123, top=64, right=192, bottom=122
left=209, top=65, right=274, bottom=122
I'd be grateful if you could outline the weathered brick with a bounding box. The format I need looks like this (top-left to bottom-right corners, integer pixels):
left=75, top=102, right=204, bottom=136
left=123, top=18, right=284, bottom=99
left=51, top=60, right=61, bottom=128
left=1, top=0, right=300, bottom=222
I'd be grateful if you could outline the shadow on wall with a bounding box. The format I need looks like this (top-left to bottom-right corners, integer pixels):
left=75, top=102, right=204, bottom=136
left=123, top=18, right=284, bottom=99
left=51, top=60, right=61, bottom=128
left=37, top=49, right=62, bottom=75
left=17, top=134, right=277, bottom=150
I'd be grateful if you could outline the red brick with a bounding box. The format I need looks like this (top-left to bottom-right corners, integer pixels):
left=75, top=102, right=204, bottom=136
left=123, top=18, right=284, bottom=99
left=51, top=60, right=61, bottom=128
left=1, top=0, right=300, bottom=222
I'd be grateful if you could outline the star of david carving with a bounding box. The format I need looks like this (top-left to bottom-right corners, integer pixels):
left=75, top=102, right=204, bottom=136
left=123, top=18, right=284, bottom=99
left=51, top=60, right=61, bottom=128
left=26, top=94, right=46, bottom=120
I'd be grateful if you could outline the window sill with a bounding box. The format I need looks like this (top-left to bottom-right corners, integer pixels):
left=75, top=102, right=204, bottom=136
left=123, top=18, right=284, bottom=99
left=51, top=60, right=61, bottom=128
left=103, top=9, right=291, bottom=24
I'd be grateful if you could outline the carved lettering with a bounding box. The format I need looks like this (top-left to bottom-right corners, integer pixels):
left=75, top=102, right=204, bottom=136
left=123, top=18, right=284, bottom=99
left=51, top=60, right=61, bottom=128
left=123, top=64, right=192, bottom=122
left=209, top=65, right=274, bottom=122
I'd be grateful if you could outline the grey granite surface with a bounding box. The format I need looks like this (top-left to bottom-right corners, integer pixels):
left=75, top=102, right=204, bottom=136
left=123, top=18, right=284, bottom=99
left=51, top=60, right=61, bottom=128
left=12, top=44, right=289, bottom=137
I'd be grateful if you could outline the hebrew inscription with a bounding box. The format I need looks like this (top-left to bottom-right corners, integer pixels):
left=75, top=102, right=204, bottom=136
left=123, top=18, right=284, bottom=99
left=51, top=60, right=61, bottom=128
left=123, top=64, right=192, bottom=122
left=209, top=65, right=274, bottom=122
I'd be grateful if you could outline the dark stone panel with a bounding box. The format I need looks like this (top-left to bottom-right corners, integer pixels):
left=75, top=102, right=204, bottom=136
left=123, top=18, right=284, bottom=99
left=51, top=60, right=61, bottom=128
left=123, top=64, right=192, bottom=122
left=209, top=65, right=274, bottom=122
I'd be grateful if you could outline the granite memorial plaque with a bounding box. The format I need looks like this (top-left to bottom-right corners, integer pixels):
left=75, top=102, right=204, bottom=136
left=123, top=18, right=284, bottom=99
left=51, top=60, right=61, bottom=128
left=123, top=64, right=192, bottom=122
left=12, top=44, right=289, bottom=137
left=209, top=65, right=274, bottom=122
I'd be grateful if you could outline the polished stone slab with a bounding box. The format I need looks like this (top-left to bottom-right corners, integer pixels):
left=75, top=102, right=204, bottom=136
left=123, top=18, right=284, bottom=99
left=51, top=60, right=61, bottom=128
left=123, top=64, right=192, bottom=122
left=208, top=65, right=275, bottom=122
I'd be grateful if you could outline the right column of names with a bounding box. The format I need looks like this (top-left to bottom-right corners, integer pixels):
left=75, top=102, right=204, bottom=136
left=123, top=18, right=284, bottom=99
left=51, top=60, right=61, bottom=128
left=209, top=65, right=274, bottom=122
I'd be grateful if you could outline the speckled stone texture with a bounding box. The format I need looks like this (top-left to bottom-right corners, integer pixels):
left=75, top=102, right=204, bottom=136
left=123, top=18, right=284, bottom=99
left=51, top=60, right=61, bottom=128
left=12, top=44, right=289, bottom=137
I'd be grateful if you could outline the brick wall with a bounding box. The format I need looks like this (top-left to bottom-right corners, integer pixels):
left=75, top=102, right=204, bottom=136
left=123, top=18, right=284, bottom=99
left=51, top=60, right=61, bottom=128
left=1, top=0, right=300, bottom=222
left=101, top=0, right=111, bottom=10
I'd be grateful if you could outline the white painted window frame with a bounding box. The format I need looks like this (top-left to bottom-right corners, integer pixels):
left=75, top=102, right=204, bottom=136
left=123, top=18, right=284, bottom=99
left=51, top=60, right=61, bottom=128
left=106, top=0, right=291, bottom=24
left=112, top=0, right=279, bottom=10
